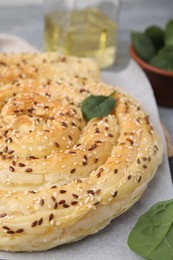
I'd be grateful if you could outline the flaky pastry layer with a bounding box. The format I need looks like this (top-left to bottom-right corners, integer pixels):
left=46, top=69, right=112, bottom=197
left=0, top=53, right=162, bottom=252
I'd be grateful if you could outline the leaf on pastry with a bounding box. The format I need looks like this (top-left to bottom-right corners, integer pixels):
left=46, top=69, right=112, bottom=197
left=81, top=92, right=116, bottom=121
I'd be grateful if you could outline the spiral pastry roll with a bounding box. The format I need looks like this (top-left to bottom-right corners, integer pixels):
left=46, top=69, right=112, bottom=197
left=0, top=56, right=162, bottom=252
left=0, top=52, right=99, bottom=86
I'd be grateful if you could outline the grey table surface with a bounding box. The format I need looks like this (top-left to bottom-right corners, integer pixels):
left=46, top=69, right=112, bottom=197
left=0, top=0, right=172, bottom=142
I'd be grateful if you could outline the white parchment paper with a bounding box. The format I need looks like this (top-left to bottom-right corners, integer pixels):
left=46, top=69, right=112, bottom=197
left=0, top=34, right=172, bottom=260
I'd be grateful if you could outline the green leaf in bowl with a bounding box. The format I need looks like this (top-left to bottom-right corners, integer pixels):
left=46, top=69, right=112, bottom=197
left=131, top=31, right=156, bottom=61
left=159, top=45, right=173, bottom=55
left=149, top=52, right=173, bottom=71
left=128, top=199, right=173, bottom=260
left=165, top=19, right=173, bottom=46
left=81, top=92, right=115, bottom=121
left=145, top=25, right=164, bottom=50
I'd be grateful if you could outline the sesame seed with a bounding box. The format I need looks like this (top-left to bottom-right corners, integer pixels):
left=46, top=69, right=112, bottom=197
left=25, top=168, right=33, bottom=172
left=79, top=88, right=88, bottom=93
left=108, top=133, right=113, bottom=138
left=51, top=196, right=56, bottom=202
left=72, top=194, right=79, bottom=199
left=71, top=121, right=76, bottom=127
left=31, top=220, right=38, bottom=227
left=16, top=228, right=24, bottom=233
left=6, top=137, right=13, bottom=144
left=2, top=226, right=10, bottom=230
left=70, top=168, right=76, bottom=174
left=71, top=201, right=78, bottom=205
left=95, top=140, right=102, bottom=144
left=27, top=156, right=38, bottom=160
left=68, top=135, right=72, bottom=140
left=112, top=191, right=118, bottom=197
left=40, top=199, right=44, bottom=206
left=114, top=169, right=118, bottom=174
left=3, top=130, right=9, bottom=136
left=51, top=185, right=57, bottom=189
left=18, top=163, right=25, bottom=167
left=88, top=144, right=97, bottom=151
left=137, top=158, right=140, bottom=164
left=9, top=166, right=15, bottom=172
left=54, top=202, right=58, bottom=209
left=82, top=161, right=87, bottom=166
left=60, top=190, right=66, bottom=194
left=55, top=142, right=60, bottom=148
left=94, top=158, right=99, bottom=163
left=95, top=128, right=100, bottom=134
left=59, top=200, right=65, bottom=204
left=0, top=213, right=7, bottom=218
left=127, top=138, right=134, bottom=145
left=83, top=155, right=88, bottom=161
left=38, top=218, right=43, bottom=225
left=7, top=230, right=15, bottom=234
left=87, top=190, right=95, bottom=196
left=63, top=204, right=70, bottom=208
left=3, top=146, right=8, bottom=153
left=61, top=122, right=68, bottom=128
left=97, top=172, right=101, bottom=178
left=137, top=176, right=142, bottom=183
left=49, top=213, right=54, bottom=222
left=143, top=165, right=147, bottom=169
left=8, top=150, right=14, bottom=154
left=68, top=151, right=76, bottom=154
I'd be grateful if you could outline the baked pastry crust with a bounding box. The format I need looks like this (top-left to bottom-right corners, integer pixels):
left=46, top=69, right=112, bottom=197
left=0, top=52, right=99, bottom=86
left=0, top=54, right=162, bottom=252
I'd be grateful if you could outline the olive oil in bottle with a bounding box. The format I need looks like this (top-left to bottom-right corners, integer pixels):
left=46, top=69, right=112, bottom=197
left=44, top=8, right=117, bottom=68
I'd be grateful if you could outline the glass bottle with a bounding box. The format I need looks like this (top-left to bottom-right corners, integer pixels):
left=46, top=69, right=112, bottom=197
left=44, top=0, right=121, bottom=69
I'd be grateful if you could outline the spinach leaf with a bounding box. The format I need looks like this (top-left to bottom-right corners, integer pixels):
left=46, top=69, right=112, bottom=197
left=165, top=20, right=173, bottom=46
left=81, top=92, right=115, bottom=121
left=159, top=45, right=173, bottom=55
left=149, top=52, right=173, bottom=72
left=131, top=31, right=156, bottom=61
left=128, top=199, right=173, bottom=260
left=145, top=25, right=164, bottom=50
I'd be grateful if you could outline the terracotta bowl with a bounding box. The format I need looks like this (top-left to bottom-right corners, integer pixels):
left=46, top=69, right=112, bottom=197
left=130, top=45, right=173, bottom=107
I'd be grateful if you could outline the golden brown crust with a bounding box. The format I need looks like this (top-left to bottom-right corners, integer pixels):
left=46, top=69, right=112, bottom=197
left=0, top=53, right=162, bottom=252
left=0, top=52, right=99, bottom=86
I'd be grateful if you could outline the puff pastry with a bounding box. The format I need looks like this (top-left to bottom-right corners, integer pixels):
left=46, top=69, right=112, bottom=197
left=0, top=52, right=99, bottom=86
left=0, top=53, right=162, bottom=252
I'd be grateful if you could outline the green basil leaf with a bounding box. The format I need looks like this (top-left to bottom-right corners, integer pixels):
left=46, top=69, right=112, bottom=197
left=145, top=25, right=164, bottom=50
left=128, top=199, right=173, bottom=260
left=149, top=52, right=173, bottom=71
left=131, top=31, right=156, bottom=61
left=165, top=20, right=173, bottom=46
left=81, top=92, right=115, bottom=121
